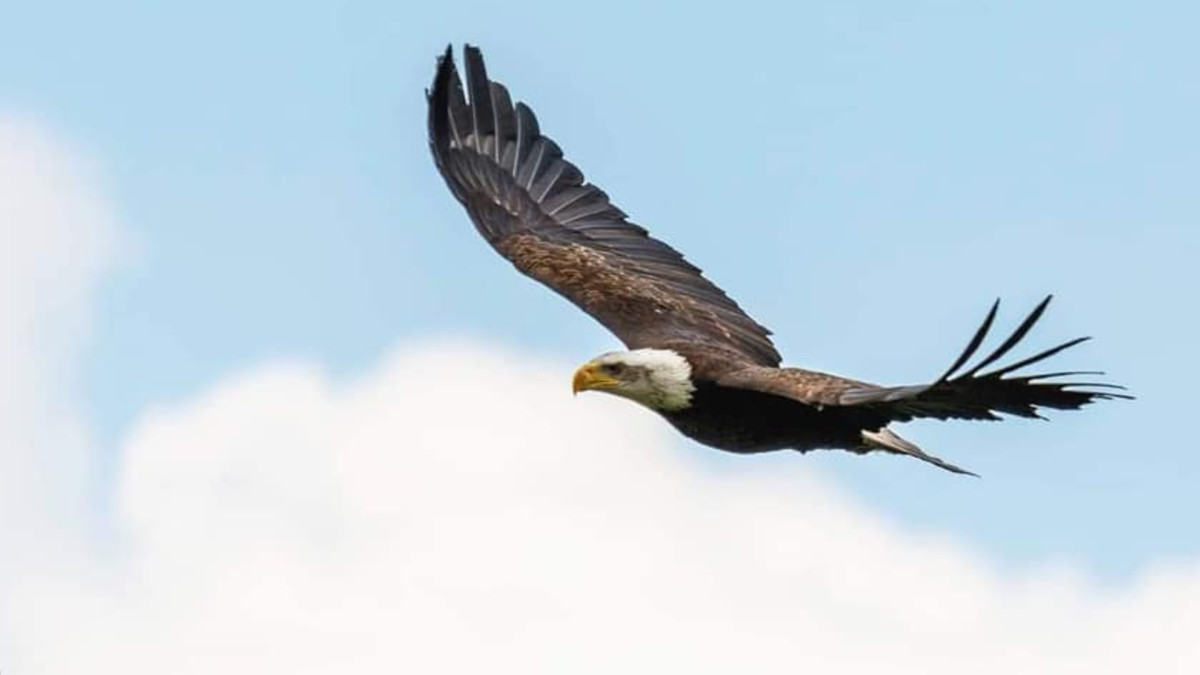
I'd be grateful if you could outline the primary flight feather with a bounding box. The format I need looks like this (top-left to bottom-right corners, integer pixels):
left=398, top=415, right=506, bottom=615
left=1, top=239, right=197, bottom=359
left=427, top=44, right=1128, bottom=476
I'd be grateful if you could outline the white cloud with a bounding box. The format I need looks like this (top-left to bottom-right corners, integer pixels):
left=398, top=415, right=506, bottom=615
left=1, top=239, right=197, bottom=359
left=5, top=340, right=1198, bottom=674
left=2, top=115, right=1197, bottom=674
left=0, top=114, right=119, bottom=601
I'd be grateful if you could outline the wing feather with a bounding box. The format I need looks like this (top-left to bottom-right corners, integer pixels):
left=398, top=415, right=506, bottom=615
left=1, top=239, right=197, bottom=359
left=717, top=297, right=1129, bottom=423
left=428, top=45, right=780, bottom=365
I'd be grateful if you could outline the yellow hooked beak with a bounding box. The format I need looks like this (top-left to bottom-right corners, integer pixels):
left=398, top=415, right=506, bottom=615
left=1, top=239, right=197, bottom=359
left=572, top=363, right=620, bottom=395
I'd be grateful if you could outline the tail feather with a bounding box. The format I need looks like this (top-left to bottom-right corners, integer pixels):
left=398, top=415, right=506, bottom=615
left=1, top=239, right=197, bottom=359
left=862, top=428, right=978, bottom=477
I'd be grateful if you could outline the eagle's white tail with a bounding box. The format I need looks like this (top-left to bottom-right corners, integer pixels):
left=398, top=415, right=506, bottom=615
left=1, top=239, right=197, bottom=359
left=861, top=428, right=978, bottom=476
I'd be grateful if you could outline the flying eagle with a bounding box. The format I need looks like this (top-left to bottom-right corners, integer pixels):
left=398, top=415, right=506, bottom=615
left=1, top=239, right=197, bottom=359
left=427, top=45, right=1127, bottom=476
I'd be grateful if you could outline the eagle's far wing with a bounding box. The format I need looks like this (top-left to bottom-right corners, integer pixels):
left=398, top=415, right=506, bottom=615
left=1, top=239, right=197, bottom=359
left=718, top=296, right=1130, bottom=423
left=428, top=45, right=780, bottom=367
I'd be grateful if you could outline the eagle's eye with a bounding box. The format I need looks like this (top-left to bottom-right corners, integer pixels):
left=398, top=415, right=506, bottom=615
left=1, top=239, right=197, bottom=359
left=605, top=362, right=627, bottom=376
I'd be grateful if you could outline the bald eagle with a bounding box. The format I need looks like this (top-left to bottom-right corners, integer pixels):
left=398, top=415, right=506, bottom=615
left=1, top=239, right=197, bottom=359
left=427, top=45, right=1127, bottom=476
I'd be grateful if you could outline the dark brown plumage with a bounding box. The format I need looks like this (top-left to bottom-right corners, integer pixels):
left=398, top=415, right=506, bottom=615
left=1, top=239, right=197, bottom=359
left=428, top=45, right=1128, bottom=476
left=428, top=45, right=779, bottom=367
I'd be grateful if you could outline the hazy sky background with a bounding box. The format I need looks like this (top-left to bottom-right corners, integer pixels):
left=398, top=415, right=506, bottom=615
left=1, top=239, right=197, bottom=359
left=1, top=1, right=1198, bottom=669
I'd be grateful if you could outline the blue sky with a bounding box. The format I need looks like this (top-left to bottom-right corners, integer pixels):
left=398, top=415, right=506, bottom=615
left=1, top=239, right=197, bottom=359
left=2, top=0, right=1197, bottom=583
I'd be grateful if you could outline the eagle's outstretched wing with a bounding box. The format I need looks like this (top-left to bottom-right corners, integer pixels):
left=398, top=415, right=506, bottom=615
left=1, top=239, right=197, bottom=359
left=717, top=296, right=1131, bottom=424
left=428, top=45, right=780, bottom=367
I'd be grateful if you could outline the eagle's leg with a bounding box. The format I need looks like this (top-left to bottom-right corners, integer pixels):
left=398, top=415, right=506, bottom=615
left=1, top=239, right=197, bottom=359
left=861, top=428, right=977, bottom=477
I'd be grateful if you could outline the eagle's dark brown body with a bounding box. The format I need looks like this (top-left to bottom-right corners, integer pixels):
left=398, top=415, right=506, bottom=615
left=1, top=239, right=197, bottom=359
left=427, top=45, right=1128, bottom=475
left=664, top=380, right=866, bottom=454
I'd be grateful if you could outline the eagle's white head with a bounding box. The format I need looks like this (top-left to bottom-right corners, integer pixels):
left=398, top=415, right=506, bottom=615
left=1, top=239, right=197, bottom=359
left=571, top=348, right=696, bottom=411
